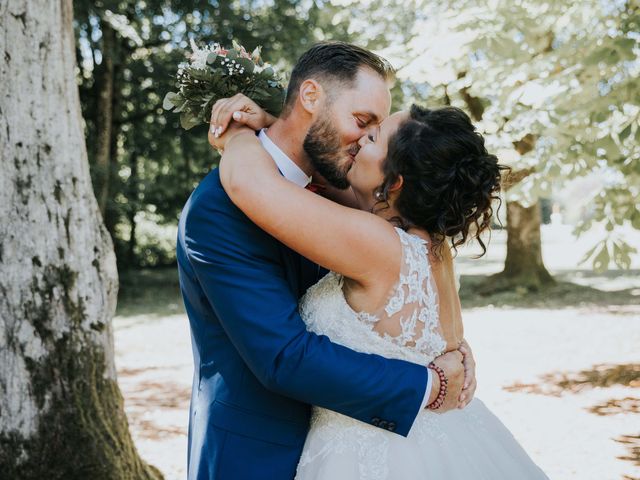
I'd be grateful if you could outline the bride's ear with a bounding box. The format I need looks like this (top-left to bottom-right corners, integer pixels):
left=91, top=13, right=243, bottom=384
left=299, top=79, right=322, bottom=114
left=388, top=175, right=404, bottom=193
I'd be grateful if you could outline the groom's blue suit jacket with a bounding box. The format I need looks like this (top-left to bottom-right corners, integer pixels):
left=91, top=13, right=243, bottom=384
left=177, top=168, right=428, bottom=480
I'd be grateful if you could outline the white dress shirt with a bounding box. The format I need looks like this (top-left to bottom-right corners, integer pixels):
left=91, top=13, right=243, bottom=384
left=257, top=128, right=433, bottom=414
left=258, top=129, right=311, bottom=187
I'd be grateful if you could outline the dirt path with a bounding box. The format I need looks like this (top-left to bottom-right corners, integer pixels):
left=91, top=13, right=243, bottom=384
left=114, top=225, right=640, bottom=479
left=114, top=307, right=640, bottom=480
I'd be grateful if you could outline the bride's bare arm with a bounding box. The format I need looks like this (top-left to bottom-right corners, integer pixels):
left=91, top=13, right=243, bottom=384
left=307, top=173, right=360, bottom=209
left=218, top=130, right=401, bottom=287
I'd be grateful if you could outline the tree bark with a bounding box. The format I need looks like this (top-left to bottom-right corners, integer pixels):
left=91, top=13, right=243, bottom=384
left=476, top=135, right=554, bottom=293
left=103, top=58, right=121, bottom=241
left=93, top=18, right=115, bottom=217
left=504, top=202, right=553, bottom=286
left=494, top=201, right=555, bottom=290
left=0, top=1, right=161, bottom=478
left=127, top=154, right=139, bottom=268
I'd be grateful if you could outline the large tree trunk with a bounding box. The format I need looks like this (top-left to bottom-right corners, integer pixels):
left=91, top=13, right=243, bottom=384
left=93, top=18, right=115, bottom=217
left=493, top=135, right=555, bottom=291
left=483, top=201, right=555, bottom=293
left=103, top=58, right=121, bottom=242
left=456, top=91, right=555, bottom=294
left=476, top=133, right=555, bottom=294
left=0, top=1, right=161, bottom=478
left=127, top=154, right=139, bottom=267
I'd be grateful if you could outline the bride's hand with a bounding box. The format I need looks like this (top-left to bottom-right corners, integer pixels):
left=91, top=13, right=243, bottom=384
left=208, top=118, right=254, bottom=153
left=429, top=350, right=465, bottom=413
left=457, top=339, right=477, bottom=409
left=209, top=93, right=276, bottom=139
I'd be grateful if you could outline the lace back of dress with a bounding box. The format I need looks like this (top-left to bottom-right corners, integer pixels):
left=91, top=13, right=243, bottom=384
left=357, top=228, right=447, bottom=359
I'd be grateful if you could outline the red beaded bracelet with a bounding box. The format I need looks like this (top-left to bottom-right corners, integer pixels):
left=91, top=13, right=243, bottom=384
left=426, top=362, right=448, bottom=410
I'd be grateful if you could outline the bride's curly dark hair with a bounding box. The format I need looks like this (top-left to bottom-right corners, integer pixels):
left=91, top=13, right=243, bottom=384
left=374, top=104, right=510, bottom=257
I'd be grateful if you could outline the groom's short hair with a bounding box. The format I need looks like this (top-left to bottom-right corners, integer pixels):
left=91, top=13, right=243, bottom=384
left=282, top=41, right=395, bottom=115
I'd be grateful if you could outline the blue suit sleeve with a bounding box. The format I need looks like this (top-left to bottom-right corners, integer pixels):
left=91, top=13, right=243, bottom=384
left=182, top=177, right=428, bottom=436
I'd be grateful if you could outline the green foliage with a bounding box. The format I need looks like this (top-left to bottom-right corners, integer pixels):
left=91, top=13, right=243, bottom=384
left=394, top=0, right=639, bottom=270
left=74, top=0, right=359, bottom=267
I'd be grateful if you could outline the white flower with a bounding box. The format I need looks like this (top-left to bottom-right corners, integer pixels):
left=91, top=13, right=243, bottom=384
left=189, top=39, right=221, bottom=70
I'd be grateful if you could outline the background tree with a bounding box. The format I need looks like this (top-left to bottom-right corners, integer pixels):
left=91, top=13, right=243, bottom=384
left=0, top=1, right=160, bottom=477
left=392, top=0, right=639, bottom=290
left=73, top=0, right=368, bottom=268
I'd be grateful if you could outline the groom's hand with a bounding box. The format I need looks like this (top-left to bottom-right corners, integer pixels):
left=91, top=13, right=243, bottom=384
left=209, top=93, right=276, bottom=138
left=429, top=350, right=465, bottom=413
left=457, top=339, right=477, bottom=409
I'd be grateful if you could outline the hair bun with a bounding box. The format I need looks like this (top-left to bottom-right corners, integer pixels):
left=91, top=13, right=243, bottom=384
left=381, top=105, right=509, bottom=257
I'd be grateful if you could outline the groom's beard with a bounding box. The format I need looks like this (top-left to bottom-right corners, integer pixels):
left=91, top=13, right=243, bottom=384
left=303, top=115, right=351, bottom=190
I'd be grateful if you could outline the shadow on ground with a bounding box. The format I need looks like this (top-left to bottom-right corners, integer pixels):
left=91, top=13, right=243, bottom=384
left=617, top=434, right=640, bottom=471
left=116, top=267, right=640, bottom=316
left=459, top=273, right=640, bottom=310
left=504, top=363, right=640, bottom=397
left=118, top=366, right=190, bottom=440
left=505, top=363, right=640, bottom=473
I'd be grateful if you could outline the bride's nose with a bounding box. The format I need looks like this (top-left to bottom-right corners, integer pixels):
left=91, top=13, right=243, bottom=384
left=357, top=134, right=370, bottom=147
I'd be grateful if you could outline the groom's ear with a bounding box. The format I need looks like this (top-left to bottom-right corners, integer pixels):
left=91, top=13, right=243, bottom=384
left=298, top=79, right=323, bottom=114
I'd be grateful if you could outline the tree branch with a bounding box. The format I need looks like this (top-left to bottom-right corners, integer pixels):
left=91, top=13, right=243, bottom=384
left=502, top=167, right=536, bottom=191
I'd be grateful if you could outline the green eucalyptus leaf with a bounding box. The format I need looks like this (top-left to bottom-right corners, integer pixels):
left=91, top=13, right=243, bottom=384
left=163, top=92, right=178, bottom=110
left=252, top=87, right=270, bottom=97
left=236, top=58, right=254, bottom=73
left=173, top=102, right=186, bottom=114
left=180, top=112, right=202, bottom=130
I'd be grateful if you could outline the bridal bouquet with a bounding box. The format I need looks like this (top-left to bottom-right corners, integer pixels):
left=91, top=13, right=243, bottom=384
left=163, top=39, right=286, bottom=130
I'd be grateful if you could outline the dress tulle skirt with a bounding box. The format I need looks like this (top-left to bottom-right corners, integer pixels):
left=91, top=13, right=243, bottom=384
left=295, top=398, right=549, bottom=480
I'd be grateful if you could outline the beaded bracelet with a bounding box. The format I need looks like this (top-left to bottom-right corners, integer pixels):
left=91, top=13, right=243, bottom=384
left=426, top=362, right=448, bottom=410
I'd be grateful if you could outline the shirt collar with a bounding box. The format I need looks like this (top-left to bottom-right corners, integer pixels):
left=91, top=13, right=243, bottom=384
left=258, top=128, right=312, bottom=188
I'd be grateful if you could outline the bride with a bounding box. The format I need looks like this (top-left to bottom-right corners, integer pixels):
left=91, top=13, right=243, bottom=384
left=211, top=99, right=549, bottom=478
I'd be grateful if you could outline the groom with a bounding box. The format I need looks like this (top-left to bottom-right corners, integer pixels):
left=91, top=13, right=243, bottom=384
left=177, top=41, right=476, bottom=480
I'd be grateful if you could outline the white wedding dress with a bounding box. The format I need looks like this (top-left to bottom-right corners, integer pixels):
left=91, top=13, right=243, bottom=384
left=295, top=228, right=549, bottom=479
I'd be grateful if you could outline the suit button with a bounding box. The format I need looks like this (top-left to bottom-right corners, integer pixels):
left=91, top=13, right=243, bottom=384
left=387, top=422, right=396, bottom=432
left=371, top=417, right=380, bottom=426
left=378, top=420, right=388, bottom=429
